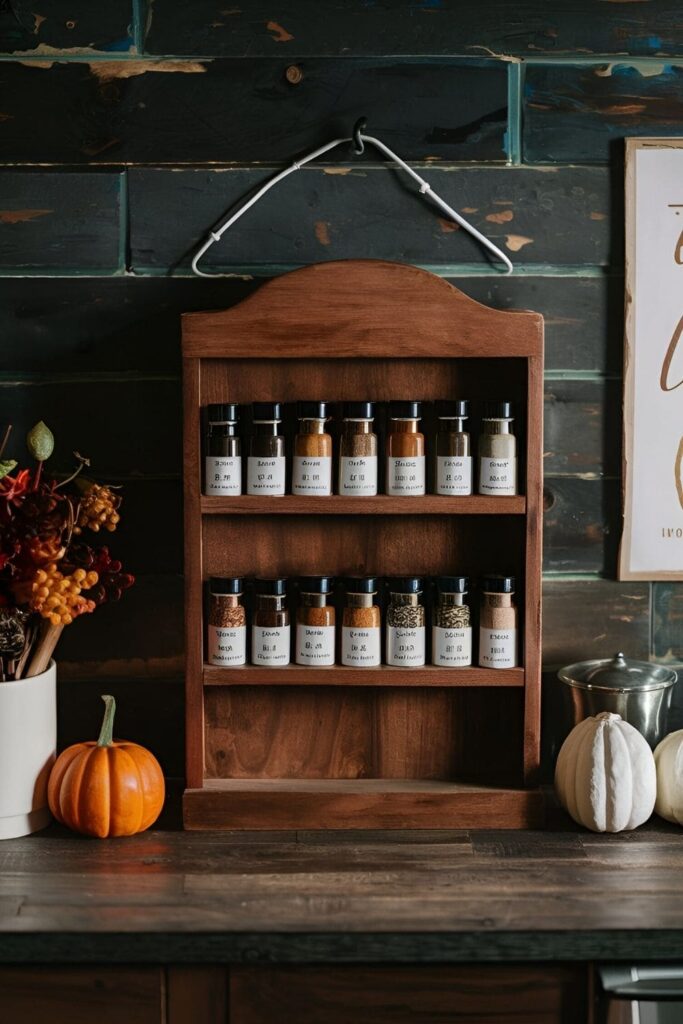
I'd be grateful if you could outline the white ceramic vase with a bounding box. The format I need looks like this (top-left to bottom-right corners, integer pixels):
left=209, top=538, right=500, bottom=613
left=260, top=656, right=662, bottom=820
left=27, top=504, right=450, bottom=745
left=0, top=660, right=56, bottom=839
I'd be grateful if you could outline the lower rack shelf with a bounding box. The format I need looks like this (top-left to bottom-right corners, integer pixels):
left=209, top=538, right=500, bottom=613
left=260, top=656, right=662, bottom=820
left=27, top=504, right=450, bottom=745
left=183, top=778, right=546, bottom=830
left=203, top=664, right=525, bottom=687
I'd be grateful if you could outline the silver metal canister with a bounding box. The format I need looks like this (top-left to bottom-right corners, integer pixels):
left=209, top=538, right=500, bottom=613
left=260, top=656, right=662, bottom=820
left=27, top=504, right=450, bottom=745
left=558, top=652, right=677, bottom=748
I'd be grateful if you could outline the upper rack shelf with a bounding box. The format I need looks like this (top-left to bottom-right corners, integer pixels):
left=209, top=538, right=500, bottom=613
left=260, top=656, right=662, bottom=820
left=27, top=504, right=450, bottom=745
left=201, top=495, right=526, bottom=516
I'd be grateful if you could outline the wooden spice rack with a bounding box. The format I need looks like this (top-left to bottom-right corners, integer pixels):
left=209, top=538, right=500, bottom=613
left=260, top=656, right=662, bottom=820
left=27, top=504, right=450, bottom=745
left=182, top=260, right=544, bottom=830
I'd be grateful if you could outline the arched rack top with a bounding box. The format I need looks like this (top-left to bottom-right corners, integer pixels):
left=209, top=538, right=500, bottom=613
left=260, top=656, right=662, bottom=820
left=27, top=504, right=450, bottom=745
left=182, top=260, right=543, bottom=360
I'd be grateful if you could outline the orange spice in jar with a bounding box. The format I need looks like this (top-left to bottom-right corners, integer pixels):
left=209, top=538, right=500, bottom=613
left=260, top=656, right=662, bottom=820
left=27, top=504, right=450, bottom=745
left=386, top=401, right=425, bottom=496
left=292, top=401, right=333, bottom=496
left=341, top=577, right=381, bottom=667
left=295, top=576, right=335, bottom=666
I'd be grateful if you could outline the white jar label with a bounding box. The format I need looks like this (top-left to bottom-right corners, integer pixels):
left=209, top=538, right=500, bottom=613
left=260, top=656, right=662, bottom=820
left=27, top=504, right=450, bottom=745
left=436, top=456, right=472, bottom=496
left=386, top=626, right=426, bottom=667
left=208, top=624, right=246, bottom=666
left=432, top=626, right=472, bottom=667
left=252, top=625, right=290, bottom=665
left=386, top=456, right=426, bottom=496
left=339, top=456, right=378, bottom=496
left=479, top=457, right=517, bottom=495
left=205, top=456, right=242, bottom=496
left=292, top=455, right=332, bottom=496
left=247, top=456, right=286, bottom=495
left=295, top=624, right=335, bottom=665
left=341, top=626, right=381, bottom=667
left=479, top=627, right=516, bottom=668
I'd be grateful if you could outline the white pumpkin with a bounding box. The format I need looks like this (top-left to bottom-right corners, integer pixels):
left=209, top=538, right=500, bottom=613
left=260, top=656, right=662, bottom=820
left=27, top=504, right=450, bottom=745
left=654, top=729, right=683, bottom=825
left=555, top=712, right=656, bottom=832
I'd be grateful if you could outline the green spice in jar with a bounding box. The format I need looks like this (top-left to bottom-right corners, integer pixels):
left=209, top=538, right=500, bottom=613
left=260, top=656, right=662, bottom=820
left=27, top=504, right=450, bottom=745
left=432, top=575, right=472, bottom=667
left=386, top=577, right=425, bottom=667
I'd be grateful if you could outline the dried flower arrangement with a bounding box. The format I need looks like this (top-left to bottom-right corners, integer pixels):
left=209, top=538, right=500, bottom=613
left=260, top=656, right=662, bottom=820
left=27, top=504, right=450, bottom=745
left=0, top=421, right=134, bottom=681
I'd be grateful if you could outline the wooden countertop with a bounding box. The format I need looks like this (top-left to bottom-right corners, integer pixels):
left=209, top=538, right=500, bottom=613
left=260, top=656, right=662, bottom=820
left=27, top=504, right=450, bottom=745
left=1, top=822, right=683, bottom=964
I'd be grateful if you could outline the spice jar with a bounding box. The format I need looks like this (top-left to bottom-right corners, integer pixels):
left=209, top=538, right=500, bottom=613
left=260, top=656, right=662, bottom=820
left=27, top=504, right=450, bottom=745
left=252, top=578, right=290, bottom=666
left=435, top=400, right=471, bottom=496
left=479, top=575, right=517, bottom=669
left=341, top=577, right=381, bottom=667
left=478, top=401, right=517, bottom=496
left=292, top=401, right=333, bottom=496
left=295, top=576, right=335, bottom=666
left=247, top=402, right=286, bottom=496
left=432, top=576, right=472, bottom=667
left=207, top=577, right=246, bottom=666
left=339, top=401, right=378, bottom=497
left=204, top=403, right=241, bottom=496
left=386, top=577, right=426, bottom=667
left=386, top=401, right=426, bottom=496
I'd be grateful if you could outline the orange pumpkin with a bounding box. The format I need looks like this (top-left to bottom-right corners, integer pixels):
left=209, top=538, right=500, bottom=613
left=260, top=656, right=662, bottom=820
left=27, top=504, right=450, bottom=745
left=48, top=694, right=165, bottom=838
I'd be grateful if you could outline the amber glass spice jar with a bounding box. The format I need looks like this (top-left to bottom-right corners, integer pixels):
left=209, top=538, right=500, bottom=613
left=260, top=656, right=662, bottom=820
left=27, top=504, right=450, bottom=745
left=478, top=575, right=517, bottom=669
left=295, top=576, right=336, bottom=666
left=207, top=576, right=246, bottom=666
left=432, top=576, right=471, bottom=667
left=434, top=400, right=471, bottom=496
left=338, top=401, right=378, bottom=497
left=292, top=401, right=333, bottom=496
left=341, top=577, right=381, bottom=667
left=386, top=401, right=426, bottom=496
left=204, top=403, right=241, bottom=496
left=247, top=402, right=286, bottom=496
left=252, top=578, right=290, bottom=666
left=386, top=577, right=426, bottom=667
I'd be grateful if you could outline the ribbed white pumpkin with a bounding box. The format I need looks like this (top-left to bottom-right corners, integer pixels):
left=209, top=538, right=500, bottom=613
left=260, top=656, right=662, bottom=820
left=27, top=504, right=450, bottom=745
left=654, top=729, right=683, bottom=825
left=555, top=712, right=656, bottom=832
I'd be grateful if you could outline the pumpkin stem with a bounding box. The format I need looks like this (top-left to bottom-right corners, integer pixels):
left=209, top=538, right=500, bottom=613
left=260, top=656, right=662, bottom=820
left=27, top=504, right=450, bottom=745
left=97, top=694, right=116, bottom=747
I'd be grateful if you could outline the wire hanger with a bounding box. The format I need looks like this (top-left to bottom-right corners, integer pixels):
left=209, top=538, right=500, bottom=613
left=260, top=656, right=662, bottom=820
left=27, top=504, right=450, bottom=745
left=191, top=117, right=514, bottom=277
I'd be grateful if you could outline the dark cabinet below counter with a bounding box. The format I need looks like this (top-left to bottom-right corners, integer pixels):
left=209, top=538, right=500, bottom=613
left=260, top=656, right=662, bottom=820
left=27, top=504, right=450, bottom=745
left=1, top=964, right=588, bottom=1024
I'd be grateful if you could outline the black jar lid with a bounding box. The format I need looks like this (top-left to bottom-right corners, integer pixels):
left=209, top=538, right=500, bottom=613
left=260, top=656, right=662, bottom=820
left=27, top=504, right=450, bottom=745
left=436, top=575, right=469, bottom=593
left=389, top=400, right=422, bottom=419
left=436, top=400, right=469, bottom=419
left=207, top=403, right=239, bottom=423
left=297, top=400, right=329, bottom=419
left=298, top=575, right=334, bottom=594
left=254, top=577, right=287, bottom=595
left=252, top=401, right=282, bottom=421
left=484, top=401, right=513, bottom=419
left=209, top=576, right=243, bottom=595
left=389, top=576, right=423, bottom=594
left=344, top=576, right=378, bottom=593
left=481, top=574, right=515, bottom=593
left=343, top=401, right=375, bottom=419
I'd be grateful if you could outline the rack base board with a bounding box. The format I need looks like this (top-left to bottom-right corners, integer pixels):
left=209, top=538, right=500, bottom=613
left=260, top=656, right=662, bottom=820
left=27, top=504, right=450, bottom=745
left=183, top=779, right=546, bottom=830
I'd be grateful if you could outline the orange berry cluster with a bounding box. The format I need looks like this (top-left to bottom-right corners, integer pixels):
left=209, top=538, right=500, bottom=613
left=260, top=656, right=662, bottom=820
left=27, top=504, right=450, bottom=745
left=17, top=564, right=99, bottom=626
left=75, top=484, right=121, bottom=534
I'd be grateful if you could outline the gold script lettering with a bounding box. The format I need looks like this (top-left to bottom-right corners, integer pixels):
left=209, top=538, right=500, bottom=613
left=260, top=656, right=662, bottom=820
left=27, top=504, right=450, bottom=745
left=660, top=314, right=683, bottom=391
left=676, top=437, right=683, bottom=511
left=676, top=229, right=683, bottom=265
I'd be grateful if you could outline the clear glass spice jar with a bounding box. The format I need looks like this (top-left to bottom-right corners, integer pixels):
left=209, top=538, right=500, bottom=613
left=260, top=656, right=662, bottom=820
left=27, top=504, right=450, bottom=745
left=252, top=578, right=290, bottom=666
left=247, top=402, right=286, bottom=496
left=386, top=401, right=426, bottom=497
left=338, top=401, right=378, bottom=497
left=386, top=577, right=426, bottom=667
left=434, top=400, right=471, bottom=496
left=292, top=401, right=333, bottom=496
left=478, top=401, right=517, bottom=496
left=341, top=576, right=381, bottom=667
left=295, top=576, right=336, bottom=666
left=478, top=574, right=517, bottom=669
left=204, top=403, right=242, bottom=496
left=207, top=576, right=247, bottom=666
left=432, top=576, right=472, bottom=667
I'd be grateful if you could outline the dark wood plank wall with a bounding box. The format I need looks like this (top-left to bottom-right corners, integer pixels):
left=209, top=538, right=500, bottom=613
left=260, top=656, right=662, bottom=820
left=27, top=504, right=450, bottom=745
left=2, top=1, right=682, bottom=779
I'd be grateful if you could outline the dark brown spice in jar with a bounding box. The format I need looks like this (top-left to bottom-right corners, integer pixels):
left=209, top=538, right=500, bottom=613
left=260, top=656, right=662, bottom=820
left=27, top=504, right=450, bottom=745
left=207, top=577, right=246, bottom=666
left=339, top=402, right=378, bottom=496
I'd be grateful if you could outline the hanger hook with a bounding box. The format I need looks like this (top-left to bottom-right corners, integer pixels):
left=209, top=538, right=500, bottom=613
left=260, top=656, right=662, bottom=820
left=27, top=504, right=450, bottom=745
left=353, top=117, right=367, bottom=155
